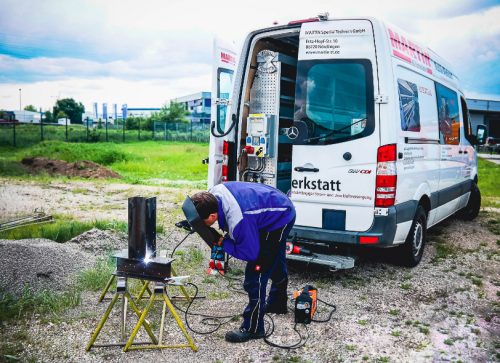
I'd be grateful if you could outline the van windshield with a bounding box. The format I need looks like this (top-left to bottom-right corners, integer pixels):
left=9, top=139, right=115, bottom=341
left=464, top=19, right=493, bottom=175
left=293, top=59, right=374, bottom=145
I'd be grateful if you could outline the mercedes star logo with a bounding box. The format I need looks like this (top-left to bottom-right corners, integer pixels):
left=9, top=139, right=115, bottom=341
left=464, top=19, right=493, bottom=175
left=287, top=126, right=299, bottom=140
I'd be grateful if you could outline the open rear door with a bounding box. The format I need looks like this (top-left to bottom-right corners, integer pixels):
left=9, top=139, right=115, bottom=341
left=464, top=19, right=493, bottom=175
left=208, top=37, right=238, bottom=189
left=290, top=19, right=379, bottom=232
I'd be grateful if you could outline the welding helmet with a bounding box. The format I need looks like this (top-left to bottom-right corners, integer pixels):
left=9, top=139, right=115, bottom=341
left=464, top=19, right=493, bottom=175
left=182, top=196, right=216, bottom=247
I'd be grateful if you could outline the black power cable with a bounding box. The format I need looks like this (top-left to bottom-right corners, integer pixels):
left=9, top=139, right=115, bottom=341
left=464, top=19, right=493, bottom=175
left=167, top=231, right=336, bottom=348
left=165, top=282, right=241, bottom=335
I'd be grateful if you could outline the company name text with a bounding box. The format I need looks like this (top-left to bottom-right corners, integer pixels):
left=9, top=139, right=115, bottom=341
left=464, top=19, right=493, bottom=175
left=291, top=177, right=342, bottom=191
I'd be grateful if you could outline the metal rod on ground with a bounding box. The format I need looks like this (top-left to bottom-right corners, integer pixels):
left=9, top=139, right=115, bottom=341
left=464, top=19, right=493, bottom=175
left=0, top=214, right=53, bottom=232
left=86, top=117, right=89, bottom=142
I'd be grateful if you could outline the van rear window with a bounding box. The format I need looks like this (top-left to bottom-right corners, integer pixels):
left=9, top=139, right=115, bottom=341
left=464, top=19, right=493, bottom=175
left=293, top=59, right=374, bottom=145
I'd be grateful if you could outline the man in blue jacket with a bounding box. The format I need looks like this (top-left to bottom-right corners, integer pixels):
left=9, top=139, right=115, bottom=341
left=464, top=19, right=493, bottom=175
left=190, top=182, right=295, bottom=343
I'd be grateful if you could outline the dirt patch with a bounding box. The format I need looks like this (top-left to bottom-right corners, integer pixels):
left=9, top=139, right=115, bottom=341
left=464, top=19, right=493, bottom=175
left=21, top=157, right=122, bottom=179
left=0, top=179, right=196, bottom=228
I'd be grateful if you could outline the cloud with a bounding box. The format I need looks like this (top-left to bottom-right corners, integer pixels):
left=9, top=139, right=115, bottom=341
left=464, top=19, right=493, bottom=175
left=0, top=74, right=212, bottom=111
left=0, top=0, right=498, bottom=110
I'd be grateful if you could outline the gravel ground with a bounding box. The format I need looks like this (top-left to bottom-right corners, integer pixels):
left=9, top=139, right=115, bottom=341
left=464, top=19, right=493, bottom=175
left=0, top=179, right=499, bottom=362
left=0, top=238, right=94, bottom=295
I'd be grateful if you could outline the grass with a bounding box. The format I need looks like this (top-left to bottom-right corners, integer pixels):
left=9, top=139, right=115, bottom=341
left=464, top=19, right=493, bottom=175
left=419, top=326, right=430, bottom=335
left=400, top=283, right=412, bottom=290
left=0, top=140, right=209, bottom=186
left=76, top=257, right=115, bottom=292
left=0, top=215, right=128, bottom=243
left=0, top=286, right=81, bottom=323
left=478, top=158, right=500, bottom=208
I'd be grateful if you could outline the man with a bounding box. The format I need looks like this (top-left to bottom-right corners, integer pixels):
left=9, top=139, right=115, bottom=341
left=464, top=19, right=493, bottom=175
left=189, top=181, right=295, bottom=343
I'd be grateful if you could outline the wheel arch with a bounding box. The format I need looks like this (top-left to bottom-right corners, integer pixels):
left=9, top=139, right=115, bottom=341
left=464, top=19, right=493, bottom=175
left=412, top=182, right=432, bottom=216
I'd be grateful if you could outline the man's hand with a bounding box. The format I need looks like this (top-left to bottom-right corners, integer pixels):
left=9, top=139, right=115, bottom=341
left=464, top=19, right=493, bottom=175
left=208, top=227, right=223, bottom=246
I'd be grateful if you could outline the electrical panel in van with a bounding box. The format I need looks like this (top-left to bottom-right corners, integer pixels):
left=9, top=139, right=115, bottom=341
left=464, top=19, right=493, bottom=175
left=242, top=50, right=297, bottom=193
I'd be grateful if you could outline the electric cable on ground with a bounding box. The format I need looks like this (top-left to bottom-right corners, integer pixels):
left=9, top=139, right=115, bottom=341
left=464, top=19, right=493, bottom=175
left=167, top=231, right=337, bottom=349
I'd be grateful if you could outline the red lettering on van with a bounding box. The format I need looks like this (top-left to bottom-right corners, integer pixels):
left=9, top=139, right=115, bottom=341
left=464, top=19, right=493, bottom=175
left=221, top=52, right=236, bottom=65
left=388, top=28, right=431, bottom=68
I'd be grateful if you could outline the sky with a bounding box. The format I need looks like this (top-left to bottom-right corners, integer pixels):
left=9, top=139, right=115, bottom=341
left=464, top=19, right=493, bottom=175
left=0, top=0, right=499, bottom=113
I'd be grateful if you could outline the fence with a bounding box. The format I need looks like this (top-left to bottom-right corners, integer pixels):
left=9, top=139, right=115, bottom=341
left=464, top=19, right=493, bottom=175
left=0, top=121, right=210, bottom=147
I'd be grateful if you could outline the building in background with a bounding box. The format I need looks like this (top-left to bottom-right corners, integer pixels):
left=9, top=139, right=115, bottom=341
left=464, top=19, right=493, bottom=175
left=173, top=92, right=211, bottom=124
left=467, top=98, right=500, bottom=138
left=12, top=110, right=41, bottom=123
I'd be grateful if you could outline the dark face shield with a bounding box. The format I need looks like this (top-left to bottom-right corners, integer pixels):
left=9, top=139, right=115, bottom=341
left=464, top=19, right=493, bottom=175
left=181, top=196, right=216, bottom=247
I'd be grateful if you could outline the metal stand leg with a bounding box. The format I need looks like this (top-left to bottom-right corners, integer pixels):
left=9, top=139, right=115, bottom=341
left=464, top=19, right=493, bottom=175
left=99, top=275, right=153, bottom=304
left=86, top=292, right=119, bottom=351
left=161, top=290, right=197, bottom=351
left=98, top=275, right=116, bottom=303
left=86, top=277, right=158, bottom=351
left=171, top=267, right=194, bottom=301
left=135, top=279, right=153, bottom=303
left=123, top=282, right=198, bottom=352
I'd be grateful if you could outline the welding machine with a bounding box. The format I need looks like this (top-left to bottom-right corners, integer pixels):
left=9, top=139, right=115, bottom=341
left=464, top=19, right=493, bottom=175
left=293, top=285, right=317, bottom=324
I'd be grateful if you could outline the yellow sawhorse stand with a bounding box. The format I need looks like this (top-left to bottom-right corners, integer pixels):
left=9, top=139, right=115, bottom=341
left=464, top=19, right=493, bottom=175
left=123, top=282, right=197, bottom=352
left=87, top=277, right=197, bottom=352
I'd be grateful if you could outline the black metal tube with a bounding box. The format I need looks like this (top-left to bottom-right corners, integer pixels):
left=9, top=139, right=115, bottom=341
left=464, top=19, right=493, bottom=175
left=128, top=196, right=156, bottom=259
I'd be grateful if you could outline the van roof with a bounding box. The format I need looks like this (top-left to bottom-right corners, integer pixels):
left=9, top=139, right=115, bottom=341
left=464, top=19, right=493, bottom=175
left=251, top=16, right=461, bottom=92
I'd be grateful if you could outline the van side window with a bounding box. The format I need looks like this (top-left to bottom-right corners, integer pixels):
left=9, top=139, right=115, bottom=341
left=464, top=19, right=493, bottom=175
left=460, top=97, right=474, bottom=145
left=435, top=83, right=460, bottom=145
left=217, top=69, right=234, bottom=133
left=397, top=79, right=421, bottom=132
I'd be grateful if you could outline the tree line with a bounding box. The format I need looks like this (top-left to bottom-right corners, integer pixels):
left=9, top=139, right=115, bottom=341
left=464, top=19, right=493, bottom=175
left=7, top=98, right=190, bottom=130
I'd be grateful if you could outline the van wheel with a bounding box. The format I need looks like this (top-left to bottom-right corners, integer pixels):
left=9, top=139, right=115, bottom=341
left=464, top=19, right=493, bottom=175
left=457, top=183, right=481, bottom=221
left=400, top=205, right=427, bottom=267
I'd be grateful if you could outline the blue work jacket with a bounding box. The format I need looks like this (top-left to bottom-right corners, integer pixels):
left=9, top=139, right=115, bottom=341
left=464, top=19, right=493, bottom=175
left=210, top=182, right=295, bottom=262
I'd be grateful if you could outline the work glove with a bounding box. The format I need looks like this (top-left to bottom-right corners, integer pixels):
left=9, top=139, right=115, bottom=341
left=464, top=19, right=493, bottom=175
left=207, top=228, right=225, bottom=275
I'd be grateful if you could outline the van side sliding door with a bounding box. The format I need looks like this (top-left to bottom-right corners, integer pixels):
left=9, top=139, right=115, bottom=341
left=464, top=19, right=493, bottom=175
left=435, top=83, right=462, bottom=221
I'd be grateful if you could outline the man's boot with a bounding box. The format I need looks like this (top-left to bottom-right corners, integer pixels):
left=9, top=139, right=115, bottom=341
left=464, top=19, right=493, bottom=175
left=225, top=328, right=265, bottom=343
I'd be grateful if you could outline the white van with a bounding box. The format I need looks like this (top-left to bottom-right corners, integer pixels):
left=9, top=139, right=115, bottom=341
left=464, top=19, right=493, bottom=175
left=208, top=15, right=481, bottom=269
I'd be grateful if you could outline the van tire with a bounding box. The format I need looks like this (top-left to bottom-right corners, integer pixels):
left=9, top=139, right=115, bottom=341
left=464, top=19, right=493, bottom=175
left=457, top=183, right=481, bottom=221
left=400, top=205, right=427, bottom=267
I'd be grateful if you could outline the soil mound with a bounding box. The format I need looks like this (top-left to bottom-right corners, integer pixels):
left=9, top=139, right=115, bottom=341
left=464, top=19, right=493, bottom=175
left=0, top=238, right=94, bottom=295
left=21, top=157, right=121, bottom=179
left=68, top=228, right=126, bottom=254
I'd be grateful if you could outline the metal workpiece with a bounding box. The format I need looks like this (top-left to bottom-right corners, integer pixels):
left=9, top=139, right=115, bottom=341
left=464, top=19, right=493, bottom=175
left=115, top=249, right=173, bottom=281
left=128, top=196, right=156, bottom=259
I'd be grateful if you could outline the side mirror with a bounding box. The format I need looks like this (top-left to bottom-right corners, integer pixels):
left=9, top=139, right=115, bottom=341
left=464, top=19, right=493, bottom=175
left=476, top=125, right=487, bottom=145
